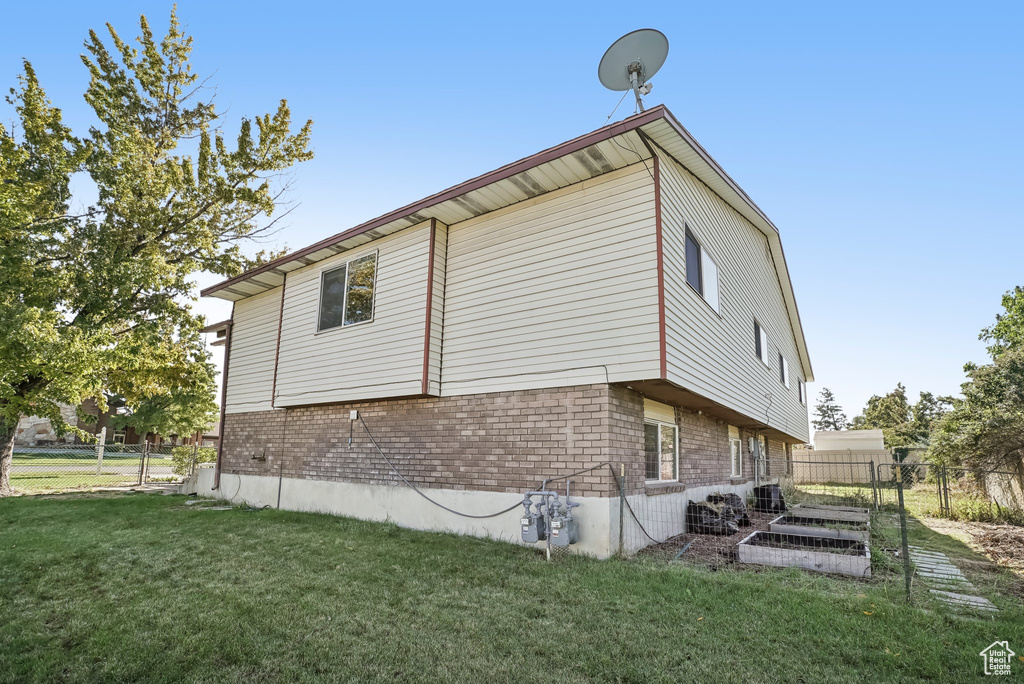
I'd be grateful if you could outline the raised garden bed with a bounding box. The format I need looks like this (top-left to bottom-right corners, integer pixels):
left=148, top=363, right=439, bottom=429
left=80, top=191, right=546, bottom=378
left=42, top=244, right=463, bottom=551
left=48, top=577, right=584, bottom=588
left=769, top=513, right=869, bottom=541
left=788, top=503, right=870, bottom=524
left=737, top=531, right=871, bottom=578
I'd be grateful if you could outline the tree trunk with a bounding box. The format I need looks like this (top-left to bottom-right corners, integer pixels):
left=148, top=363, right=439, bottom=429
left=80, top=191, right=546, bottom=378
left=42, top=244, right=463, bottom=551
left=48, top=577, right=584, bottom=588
left=0, top=421, right=15, bottom=497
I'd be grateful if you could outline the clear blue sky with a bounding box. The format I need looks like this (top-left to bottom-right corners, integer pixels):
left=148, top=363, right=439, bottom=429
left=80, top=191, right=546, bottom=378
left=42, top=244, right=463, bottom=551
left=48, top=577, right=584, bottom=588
left=3, top=1, right=1022, bottom=422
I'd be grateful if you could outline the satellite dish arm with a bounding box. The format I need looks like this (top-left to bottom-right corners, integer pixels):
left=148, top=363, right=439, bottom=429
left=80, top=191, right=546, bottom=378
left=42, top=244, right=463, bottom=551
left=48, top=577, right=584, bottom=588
left=628, top=61, right=645, bottom=112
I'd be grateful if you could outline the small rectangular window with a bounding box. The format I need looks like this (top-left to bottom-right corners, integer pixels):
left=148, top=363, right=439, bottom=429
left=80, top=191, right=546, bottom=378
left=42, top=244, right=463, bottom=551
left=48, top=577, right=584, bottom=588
left=729, top=425, right=742, bottom=477
left=318, top=252, right=378, bottom=332
left=344, top=254, right=377, bottom=325
left=700, top=250, right=720, bottom=313
left=644, top=421, right=678, bottom=482
left=730, top=439, right=742, bottom=477
left=779, top=354, right=790, bottom=388
left=757, top=435, right=768, bottom=479
left=318, top=265, right=348, bottom=331
left=798, top=379, right=805, bottom=404
left=685, top=229, right=702, bottom=294
left=754, top=321, right=769, bottom=365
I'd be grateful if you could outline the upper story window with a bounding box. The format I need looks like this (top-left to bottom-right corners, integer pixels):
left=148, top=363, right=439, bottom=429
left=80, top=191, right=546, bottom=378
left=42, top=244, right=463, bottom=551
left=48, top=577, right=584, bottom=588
left=754, top=321, right=769, bottom=366
left=779, top=353, right=790, bottom=388
left=798, top=379, right=806, bottom=405
left=684, top=227, right=720, bottom=313
left=318, top=252, right=378, bottom=332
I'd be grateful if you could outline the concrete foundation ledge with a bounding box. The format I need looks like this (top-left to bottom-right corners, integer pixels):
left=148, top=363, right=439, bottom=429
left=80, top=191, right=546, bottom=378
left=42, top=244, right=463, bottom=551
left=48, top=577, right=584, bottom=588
left=183, top=468, right=618, bottom=558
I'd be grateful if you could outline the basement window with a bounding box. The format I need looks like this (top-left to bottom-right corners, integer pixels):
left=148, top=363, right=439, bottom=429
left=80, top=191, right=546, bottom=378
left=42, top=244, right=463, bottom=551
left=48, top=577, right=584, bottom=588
left=318, top=251, right=378, bottom=332
left=644, top=421, right=678, bottom=482
left=729, top=425, right=742, bottom=478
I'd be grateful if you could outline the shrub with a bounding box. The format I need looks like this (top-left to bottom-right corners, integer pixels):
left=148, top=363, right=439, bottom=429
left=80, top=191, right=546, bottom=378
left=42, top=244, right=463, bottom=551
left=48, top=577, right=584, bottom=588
left=171, top=446, right=216, bottom=476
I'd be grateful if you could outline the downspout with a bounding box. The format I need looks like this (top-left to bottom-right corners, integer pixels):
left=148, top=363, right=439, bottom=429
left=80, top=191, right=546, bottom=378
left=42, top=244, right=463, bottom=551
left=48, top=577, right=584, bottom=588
left=213, top=309, right=234, bottom=491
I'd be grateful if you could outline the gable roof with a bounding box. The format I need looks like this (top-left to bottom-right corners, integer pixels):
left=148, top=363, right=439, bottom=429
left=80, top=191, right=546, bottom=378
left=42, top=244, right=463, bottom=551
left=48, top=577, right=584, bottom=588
left=201, top=105, right=813, bottom=381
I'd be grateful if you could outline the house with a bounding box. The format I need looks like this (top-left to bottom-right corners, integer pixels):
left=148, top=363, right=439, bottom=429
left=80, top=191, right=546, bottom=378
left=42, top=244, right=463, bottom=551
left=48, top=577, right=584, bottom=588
left=792, top=429, right=894, bottom=485
left=196, top=105, right=813, bottom=556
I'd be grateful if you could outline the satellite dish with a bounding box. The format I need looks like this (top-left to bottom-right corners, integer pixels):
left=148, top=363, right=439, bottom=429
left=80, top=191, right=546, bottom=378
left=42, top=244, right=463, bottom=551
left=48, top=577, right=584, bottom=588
left=598, top=29, right=669, bottom=112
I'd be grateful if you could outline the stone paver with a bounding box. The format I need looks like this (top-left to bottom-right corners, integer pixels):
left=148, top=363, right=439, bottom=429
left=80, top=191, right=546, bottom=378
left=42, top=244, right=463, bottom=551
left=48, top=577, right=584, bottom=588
left=909, top=547, right=998, bottom=613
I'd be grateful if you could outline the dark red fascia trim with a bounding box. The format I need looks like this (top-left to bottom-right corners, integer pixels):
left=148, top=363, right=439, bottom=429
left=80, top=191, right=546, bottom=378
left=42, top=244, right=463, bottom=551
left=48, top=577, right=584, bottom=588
left=201, top=106, right=671, bottom=298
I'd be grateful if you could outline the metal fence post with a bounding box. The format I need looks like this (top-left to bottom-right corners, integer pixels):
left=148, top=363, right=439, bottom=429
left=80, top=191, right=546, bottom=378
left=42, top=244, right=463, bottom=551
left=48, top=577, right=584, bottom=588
left=869, top=460, right=878, bottom=510
left=618, top=463, right=626, bottom=557
left=942, top=466, right=952, bottom=518
left=94, top=427, right=106, bottom=476
left=895, top=467, right=913, bottom=601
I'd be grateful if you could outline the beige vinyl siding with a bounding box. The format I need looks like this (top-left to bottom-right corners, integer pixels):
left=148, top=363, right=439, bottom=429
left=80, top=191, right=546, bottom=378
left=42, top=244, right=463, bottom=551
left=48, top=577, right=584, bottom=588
left=273, top=221, right=431, bottom=406
left=224, top=287, right=282, bottom=414
left=440, top=163, right=659, bottom=395
left=424, top=221, right=448, bottom=396
left=658, top=151, right=810, bottom=442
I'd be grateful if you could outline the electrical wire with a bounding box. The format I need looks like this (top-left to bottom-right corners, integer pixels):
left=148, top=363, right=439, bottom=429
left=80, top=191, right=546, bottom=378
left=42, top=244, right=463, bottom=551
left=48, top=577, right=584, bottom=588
left=357, top=415, right=671, bottom=543
left=357, top=415, right=523, bottom=519
left=603, top=90, right=630, bottom=125
left=608, top=462, right=666, bottom=544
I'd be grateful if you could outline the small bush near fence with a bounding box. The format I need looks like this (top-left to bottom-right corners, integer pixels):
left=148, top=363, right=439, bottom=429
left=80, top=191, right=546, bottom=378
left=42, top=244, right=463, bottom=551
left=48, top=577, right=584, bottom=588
left=171, top=446, right=216, bottom=476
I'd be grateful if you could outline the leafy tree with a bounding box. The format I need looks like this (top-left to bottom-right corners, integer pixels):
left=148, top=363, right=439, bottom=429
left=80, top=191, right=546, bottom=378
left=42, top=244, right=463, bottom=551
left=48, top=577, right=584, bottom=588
left=930, top=287, right=1024, bottom=478
left=811, top=387, right=848, bottom=431
left=911, top=391, right=954, bottom=436
left=851, top=386, right=954, bottom=449
left=0, top=9, right=313, bottom=495
left=111, top=346, right=218, bottom=440
left=980, top=286, right=1024, bottom=358
left=851, top=383, right=914, bottom=448
left=929, top=348, right=1024, bottom=474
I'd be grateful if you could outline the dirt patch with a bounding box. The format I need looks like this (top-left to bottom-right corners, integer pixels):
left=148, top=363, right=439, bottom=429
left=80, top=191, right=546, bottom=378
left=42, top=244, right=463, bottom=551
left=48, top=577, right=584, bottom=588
left=920, top=517, right=1024, bottom=600
left=637, top=510, right=777, bottom=567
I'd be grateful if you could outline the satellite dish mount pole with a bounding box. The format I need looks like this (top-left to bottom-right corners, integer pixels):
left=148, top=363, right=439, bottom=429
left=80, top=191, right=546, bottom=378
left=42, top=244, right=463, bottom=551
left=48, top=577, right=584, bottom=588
left=628, top=60, right=645, bottom=112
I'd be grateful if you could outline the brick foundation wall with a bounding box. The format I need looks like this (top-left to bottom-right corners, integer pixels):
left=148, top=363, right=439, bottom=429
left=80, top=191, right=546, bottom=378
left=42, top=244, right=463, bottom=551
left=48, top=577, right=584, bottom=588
left=221, top=384, right=642, bottom=497
left=220, top=383, right=791, bottom=499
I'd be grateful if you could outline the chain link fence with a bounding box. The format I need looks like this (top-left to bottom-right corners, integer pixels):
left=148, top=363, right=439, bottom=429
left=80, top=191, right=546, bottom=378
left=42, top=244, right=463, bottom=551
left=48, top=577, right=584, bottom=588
left=878, top=462, right=1024, bottom=524
left=9, top=430, right=195, bottom=494
left=616, top=459, right=898, bottom=582
left=598, top=455, right=1023, bottom=605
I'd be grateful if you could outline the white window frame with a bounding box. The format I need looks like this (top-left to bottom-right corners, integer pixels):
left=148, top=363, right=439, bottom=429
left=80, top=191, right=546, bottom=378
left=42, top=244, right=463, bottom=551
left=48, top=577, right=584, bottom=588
left=684, top=226, right=721, bottom=314
left=643, top=420, right=679, bottom=483
left=754, top=321, right=769, bottom=366
left=730, top=438, right=743, bottom=478
left=315, top=250, right=379, bottom=334
left=757, top=435, right=768, bottom=479
left=798, top=379, right=806, bottom=405
left=779, top=354, right=790, bottom=389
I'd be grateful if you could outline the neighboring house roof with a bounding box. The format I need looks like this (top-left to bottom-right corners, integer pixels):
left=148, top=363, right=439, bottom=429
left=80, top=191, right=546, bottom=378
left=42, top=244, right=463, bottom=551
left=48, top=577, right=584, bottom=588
left=201, top=105, right=813, bottom=381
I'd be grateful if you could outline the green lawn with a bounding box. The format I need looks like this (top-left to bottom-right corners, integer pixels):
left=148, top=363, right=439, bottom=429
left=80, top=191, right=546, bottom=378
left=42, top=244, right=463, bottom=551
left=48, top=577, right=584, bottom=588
left=1, top=495, right=1021, bottom=682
